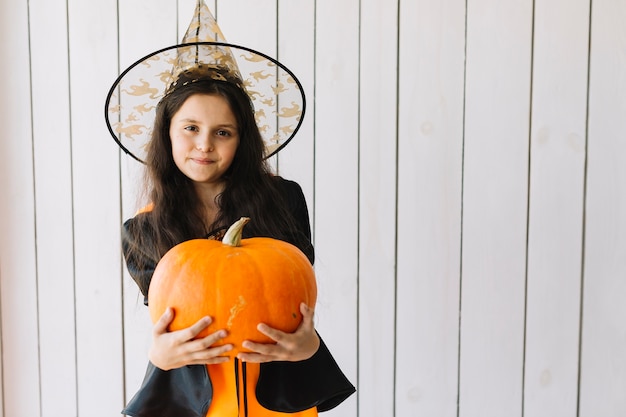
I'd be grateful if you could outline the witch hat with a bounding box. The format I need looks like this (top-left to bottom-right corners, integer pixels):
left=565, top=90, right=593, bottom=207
left=105, top=0, right=305, bottom=163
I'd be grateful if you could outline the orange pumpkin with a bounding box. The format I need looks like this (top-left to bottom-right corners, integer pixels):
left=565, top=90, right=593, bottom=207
left=147, top=217, right=317, bottom=357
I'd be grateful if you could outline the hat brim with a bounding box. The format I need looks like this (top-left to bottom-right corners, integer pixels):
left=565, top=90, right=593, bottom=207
left=104, top=41, right=306, bottom=164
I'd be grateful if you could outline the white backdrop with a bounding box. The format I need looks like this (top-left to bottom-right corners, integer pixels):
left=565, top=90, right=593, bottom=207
left=0, top=0, right=625, bottom=416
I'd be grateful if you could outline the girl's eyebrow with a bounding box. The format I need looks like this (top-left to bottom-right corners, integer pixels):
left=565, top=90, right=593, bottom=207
left=175, top=117, right=200, bottom=123
left=175, top=118, right=238, bottom=130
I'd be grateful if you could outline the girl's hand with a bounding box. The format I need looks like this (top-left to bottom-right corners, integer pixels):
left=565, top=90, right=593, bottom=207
left=149, top=307, right=233, bottom=370
left=236, top=303, right=320, bottom=363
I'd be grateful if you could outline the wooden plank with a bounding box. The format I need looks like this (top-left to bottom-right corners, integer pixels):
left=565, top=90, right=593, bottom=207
left=579, top=0, right=626, bottom=415
left=358, top=0, right=399, bottom=416
left=396, top=0, right=466, bottom=415
left=276, top=0, right=315, bottom=207
left=523, top=0, right=589, bottom=415
left=29, top=0, right=78, bottom=415
left=0, top=1, right=41, bottom=416
left=459, top=0, right=533, bottom=415
left=67, top=0, right=124, bottom=415
left=216, top=0, right=276, bottom=57
left=313, top=0, right=360, bottom=415
left=217, top=0, right=278, bottom=172
left=117, top=0, right=179, bottom=403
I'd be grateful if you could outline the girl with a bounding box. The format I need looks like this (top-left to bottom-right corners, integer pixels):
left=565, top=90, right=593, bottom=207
left=119, top=65, right=354, bottom=416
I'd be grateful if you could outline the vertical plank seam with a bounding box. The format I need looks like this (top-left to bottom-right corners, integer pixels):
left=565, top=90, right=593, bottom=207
left=312, top=0, right=317, bottom=245
left=65, top=0, right=80, bottom=411
left=356, top=0, right=362, bottom=415
left=115, top=0, right=128, bottom=409
left=456, top=0, right=469, bottom=415
left=393, top=1, right=401, bottom=416
left=275, top=0, right=280, bottom=175
left=67, top=0, right=78, bottom=412
left=576, top=1, right=593, bottom=415
left=25, top=0, right=44, bottom=414
left=521, top=0, right=537, bottom=415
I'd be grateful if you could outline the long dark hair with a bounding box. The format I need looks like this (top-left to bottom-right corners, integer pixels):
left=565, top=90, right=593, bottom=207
left=124, top=67, right=302, bottom=266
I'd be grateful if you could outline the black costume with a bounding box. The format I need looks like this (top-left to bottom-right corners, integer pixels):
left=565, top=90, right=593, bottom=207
left=121, top=177, right=355, bottom=416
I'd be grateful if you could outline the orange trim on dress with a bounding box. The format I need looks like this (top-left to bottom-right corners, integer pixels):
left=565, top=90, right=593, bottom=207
left=206, top=361, right=318, bottom=417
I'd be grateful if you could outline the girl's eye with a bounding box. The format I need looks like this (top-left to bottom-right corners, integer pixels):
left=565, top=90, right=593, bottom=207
left=216, top=130, right=231, bottom=137
left=184, top=125, right=199, bottom=132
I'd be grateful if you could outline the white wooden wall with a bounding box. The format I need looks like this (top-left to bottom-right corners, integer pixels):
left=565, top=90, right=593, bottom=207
left=0, top=0, right=624, bottom=416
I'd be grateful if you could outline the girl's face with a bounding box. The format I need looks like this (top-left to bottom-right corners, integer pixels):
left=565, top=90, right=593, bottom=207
left=170, top=93, right=239, bottom=188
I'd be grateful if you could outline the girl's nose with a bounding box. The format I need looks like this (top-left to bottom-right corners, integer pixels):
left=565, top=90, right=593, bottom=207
left=195, top=135, right=213, bottom=152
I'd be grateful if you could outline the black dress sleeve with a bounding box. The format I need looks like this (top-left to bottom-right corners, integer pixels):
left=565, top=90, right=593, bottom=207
left=256, top=335, right=355, bottom=412
left=122, top=363, right=212, bottom=417
left=121, top=216, right=156, bottom=305
left=272, top=177, right=315, bottom=264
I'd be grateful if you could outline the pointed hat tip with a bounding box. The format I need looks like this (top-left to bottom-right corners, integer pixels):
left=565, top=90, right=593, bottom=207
left=182, top=0, right=226, bottom=44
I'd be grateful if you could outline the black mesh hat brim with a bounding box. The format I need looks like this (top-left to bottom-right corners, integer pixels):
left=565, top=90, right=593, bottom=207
left=104, top=41, right=306, bottom=164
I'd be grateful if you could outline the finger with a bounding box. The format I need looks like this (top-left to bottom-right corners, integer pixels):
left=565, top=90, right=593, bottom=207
left=179, top=316, right=212, bottom=341
left=194, top=329, right=228, bottom=349
left=186, top=353, right=231, bottom=366
left=202, top=356, right=231, bottom=365
left=299, top=303, right=315, bottom=330
left=187, top=343, right=234, bottom=365
left=301, top=302, right=315, bottom=317
left=194, top=342, right=234, bottom=360
left=255, top=322, right=287, bottom=343
left=236, top=351, right=273, bottom=363
left=153, top=307, right=174, bottom=335
left=241, top=339, right=280, bottom=356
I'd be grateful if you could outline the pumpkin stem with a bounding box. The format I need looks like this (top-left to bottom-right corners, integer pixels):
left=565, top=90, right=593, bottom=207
left=222, top=217, right=250, bottom=247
